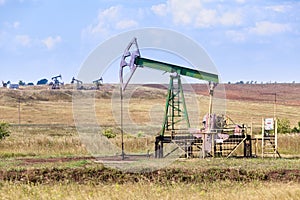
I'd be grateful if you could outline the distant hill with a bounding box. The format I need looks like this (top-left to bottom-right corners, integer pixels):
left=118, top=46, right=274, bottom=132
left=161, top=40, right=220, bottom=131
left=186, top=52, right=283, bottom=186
left=191, top=83, right=300, bottom=106
left=0, top=83, right=299, bottom=106
left=143, top=83, right=300, bottom=106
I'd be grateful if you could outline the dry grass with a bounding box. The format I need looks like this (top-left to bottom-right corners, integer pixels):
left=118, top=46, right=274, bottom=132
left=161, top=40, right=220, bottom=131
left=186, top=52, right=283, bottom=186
left=0, top=181, right=299, bottom=200
left=111, top=134, right=154, bottom=153
left=172, top=157, right=300, bottom=171
left=0, top=118, right=299, bottom=159
left=0, top=86, right=299, bottom=127
left=0, top=154, right=299, bottom=199
left=278, top=134, right=300, bottom=155
left=0, top=126, right=88, bottom=157
left=226, top=98, right=300, bottom=128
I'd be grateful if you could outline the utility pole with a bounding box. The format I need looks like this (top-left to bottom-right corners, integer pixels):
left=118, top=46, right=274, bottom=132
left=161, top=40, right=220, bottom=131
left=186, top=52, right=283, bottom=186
left=18, top=96, right=21, bottom=126
left=120, top=87, right=125, bottom=160
left=262, top=92, right=277, bottom=119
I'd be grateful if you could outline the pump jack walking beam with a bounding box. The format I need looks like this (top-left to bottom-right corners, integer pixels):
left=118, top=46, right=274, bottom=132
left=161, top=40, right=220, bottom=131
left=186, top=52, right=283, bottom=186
left=134, top=57, right=219, bottom=83
left=120, top=38, right=219, bottom=91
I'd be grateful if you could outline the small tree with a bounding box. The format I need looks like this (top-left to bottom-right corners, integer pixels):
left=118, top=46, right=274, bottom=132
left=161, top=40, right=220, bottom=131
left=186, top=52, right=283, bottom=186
left=37, top=78, right=48, bottom=85
left=292, top=127, right=299, bottom=133
left=277, top=118, right=291, bottom=134
left=0, top=122, right=10, bottom=140
left=291, top=121, right=300, bottom=133
left=18, top=80, right=26, bottom=86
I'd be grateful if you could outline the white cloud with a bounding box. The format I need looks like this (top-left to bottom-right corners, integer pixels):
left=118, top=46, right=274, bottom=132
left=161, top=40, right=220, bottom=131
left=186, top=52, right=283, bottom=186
left=5, top=21, right=20, bottom=29
left=220, top=12, right=242, bottom=26
left=195, top=9, right=217, bottom=28
left=84, top=6, right=120, bottom=35
left=226, top=30, right=246, bottom=42
left=235, top=0, right=246, bottom=4
left=13, top=21, right=20, bottom=29
left=0, top=31, right=8, bottom=47
left=266, top=5, right=291, bottom=13
left=116, top=20, right=138, bottom=30
left=0, top=0, right=5, bottom=6
left=151, top=3, right=168, bottom=16
left=42, top=36, right=61, bottom=50
left=15, top=35, right=31, bottom=47
left=151, top=0, right=243, bottom=28
left=249, top=21, right=291, bottom=35
left=82, top=6, right=138, bottom=37
left=101, top=5, right=119, bottom=19
left=169, top=0, right=203, bottom=25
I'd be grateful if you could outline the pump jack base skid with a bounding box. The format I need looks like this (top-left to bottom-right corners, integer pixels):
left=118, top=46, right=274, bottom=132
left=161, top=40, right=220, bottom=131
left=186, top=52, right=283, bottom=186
left=155, top=134, right=254, bottom=159
left=155, top=135, right=202, bottom=158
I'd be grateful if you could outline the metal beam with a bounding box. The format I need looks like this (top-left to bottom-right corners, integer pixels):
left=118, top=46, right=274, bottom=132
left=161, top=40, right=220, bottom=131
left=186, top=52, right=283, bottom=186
left=134, top=57, right=219, bottom=83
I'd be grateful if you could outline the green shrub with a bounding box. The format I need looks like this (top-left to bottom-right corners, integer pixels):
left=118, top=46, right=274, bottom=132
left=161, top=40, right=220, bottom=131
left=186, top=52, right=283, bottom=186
left=102, top=128, right=116, bottom=139
left=291, top=121, right=300, bottom=133
left=0, top=122, right=10, bottom=140
left=292, top=127, right=299, bottom=133
left=277, top=118, right=291, bottom=134
left=137, top=131, right=144, bottom=138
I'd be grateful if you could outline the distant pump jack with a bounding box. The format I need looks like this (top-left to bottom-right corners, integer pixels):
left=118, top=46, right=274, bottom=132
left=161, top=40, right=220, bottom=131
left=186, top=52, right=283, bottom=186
left=51, top=75, right=63, bottom=89
left=93, top=77, right=103, bottom=90
left=71, top=77, right=84, bottom=90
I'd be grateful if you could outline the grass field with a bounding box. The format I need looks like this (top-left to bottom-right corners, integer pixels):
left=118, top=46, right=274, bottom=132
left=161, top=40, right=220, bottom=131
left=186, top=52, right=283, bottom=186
left=0, top=84, right=299, bottom=199
left=0, top=158, right=299, bottom=199
left=0, top=181, right=299, bottom=200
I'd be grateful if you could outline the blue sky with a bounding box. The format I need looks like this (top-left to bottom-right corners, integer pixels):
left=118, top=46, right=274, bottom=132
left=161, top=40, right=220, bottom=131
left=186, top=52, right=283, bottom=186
left=0, top=0, right=299, bottom=84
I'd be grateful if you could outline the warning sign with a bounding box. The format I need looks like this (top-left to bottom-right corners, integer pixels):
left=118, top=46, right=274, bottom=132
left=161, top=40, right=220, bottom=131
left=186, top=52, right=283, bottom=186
left=264, top=118, right=274, bottom=130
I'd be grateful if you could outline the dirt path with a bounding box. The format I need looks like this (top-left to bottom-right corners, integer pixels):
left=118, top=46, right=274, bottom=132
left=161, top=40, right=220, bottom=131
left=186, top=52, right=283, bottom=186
left=16, top=156, right=95, bottom=165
